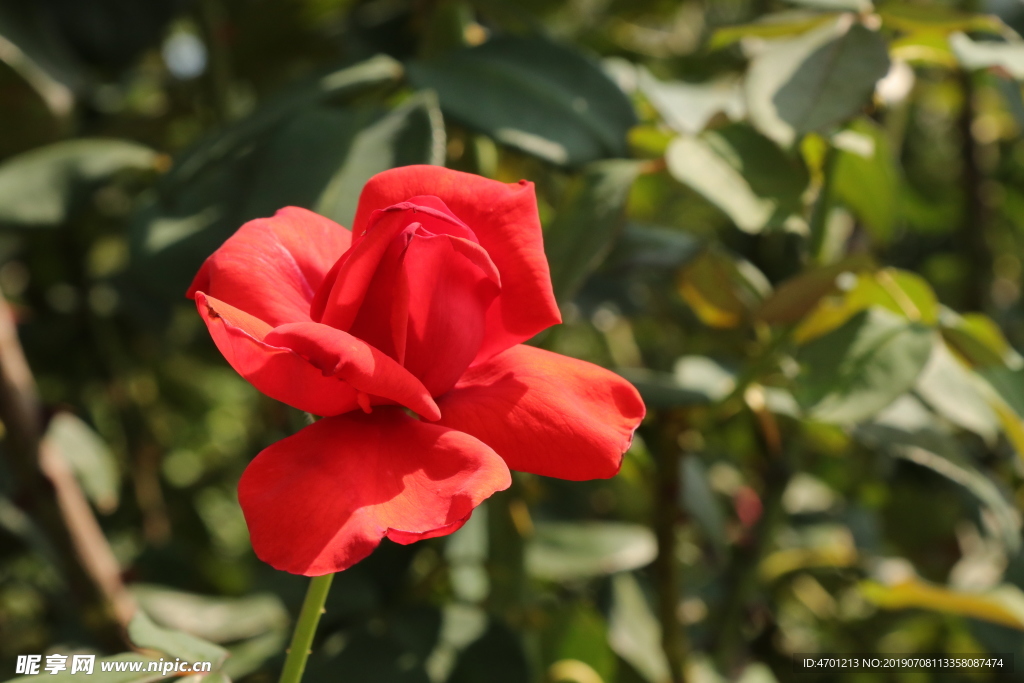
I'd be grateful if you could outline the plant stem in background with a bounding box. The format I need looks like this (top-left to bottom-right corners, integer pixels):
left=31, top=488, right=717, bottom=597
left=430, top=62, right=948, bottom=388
left=956, top=70, right=990, bottom=310
left=653, top=413, right=688, bottom=683
left=279, top=573, right=335, bottom=683
left=0, top=296, right=133, bottom=651
left=807, top=145, right=838, bottom=265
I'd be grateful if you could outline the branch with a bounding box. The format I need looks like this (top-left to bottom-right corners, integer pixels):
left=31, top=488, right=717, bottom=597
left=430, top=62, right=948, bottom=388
left=0, top=296, right=133, bottom=650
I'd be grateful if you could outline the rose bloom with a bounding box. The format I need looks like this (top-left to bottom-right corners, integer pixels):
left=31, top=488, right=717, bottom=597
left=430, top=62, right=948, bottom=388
left=188, top=165, right=645, bottom=575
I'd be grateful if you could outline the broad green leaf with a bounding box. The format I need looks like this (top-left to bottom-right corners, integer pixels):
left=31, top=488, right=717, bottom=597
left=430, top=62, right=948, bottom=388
left=950, top=33, right=1024, bottom=79
left=857, top=396, right=1020, bottom=552
left=44, top=412, right=119, bottom=513
left=773, top=23, right=890, bottom=135
left=542, top=603, right=617, bottom=683
left=746, top=18, right=887, bottom=145
left=890, top=30, right=959, bottom=67
left=603, top=224, right=701, bottom=273
left=129, top=91, right=441, bottom=303
left=128, top=609, right=229, bottom=668
left=681, top=457, right=727, bottom=549
left=756, top=254, right=873, bottom=324
left=525, top=522, right=657, bottom=581
left=3, top=654, right=167, bottom=683
left=832, top=119, right=900, bottom=242
left=795, top=268, right=938, bottom=343
left=407, top=35, right=636, bottom=166
left=638, top=69, right=745, bottom=134
left=915, top=342, right=999, bottom=443
left=795, top=308, right=934, bottom=424
left=940, top=308, right=1023, bottom=369
left=0, top=139, right=158, bottom=228
left=131, top=584, right=288, bottom=644
left=879, top=5, right=1008, bottom=35
left=316, top=91, right=446, bottom=227
left=861, top=579, right=1024, bottom=630
left=677, top=247, right=771, bottom=328
left=607, top=573, right=670, bottom=683
left=545, top=160, right=642, bottom=302
left=709, top=11, right=840, bottom=50
left=167, top=55, right=404, bottom=188
left=666, top=124, right=808, bottom=233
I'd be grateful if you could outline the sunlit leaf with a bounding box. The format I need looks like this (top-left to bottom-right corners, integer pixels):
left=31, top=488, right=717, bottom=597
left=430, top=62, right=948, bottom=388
left=44, top=412, right=119, bottom=513
left=756, top=254, right=873, bottom=324
left=666, top=124, right=808, bottom=233
left=131, top=584, right=288, bottom=644
left=795, top=307, right=934, bottom=424
left=543, top=603, right=616, bottom=683
left=526, top=522, right=657, bottom=581
left=861, top=579, right=1024, bottom=630
left=607, top=573, right=670, bottom=683
left=940, top=308, right=1023, bottom=369
left=746, top=18, right=887, bottom=145
left=915, top=341, right=998, bottom=444
left=127, top=609, right=229, bottom=668
left=832, top=119, right=900, bottom=242
left=408, top=36, right=636, bottom=166
left=639, top=70, right=745, bottom=135
left=950, top=33, right=1024, bottom=79
left=0, top=139, right=158, bottom=228
left=709, top=11, right=840, bottom=50
left=677, top=247, right=771, bottom=328
left=545, top=160, right=642, bottom=302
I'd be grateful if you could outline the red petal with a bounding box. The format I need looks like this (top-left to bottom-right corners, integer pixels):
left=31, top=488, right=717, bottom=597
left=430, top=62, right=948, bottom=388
left=188, top=207, right=351, bottom=327
left=353, top=166, right=561, bottom=361
left=436, top=345, right=646, bottom=480
left=196, top=293, right=439, bottom=420
left=238, top=409, right=511, bottom=575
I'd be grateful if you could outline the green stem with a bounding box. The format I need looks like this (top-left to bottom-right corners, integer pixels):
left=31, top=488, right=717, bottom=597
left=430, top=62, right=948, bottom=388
left=807, top=145, right=838, bottom=265
left=279, top=574, right=335, bottom=683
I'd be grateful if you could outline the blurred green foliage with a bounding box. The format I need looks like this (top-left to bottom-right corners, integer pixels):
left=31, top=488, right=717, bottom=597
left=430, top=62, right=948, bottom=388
left=4, top=0, right=1024, bottom=681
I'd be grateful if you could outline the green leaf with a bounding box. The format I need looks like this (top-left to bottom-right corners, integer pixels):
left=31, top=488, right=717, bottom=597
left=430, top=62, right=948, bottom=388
left=604, top=224, right=701, bottom=273
left=129, top=90, right=441, bottom=303
left=316, top=91, right=446, bottom=227
left=607, top=573, right=670, bottom=683
left=940, top=308, right=1023, bottom=369
left=44, top=412, right=119, bottom=513
left=667, top=124, right=808, bottom=233
left=796, top=307, right=934, bottom=424
left=915, top=341, right=999, bottom=444
left=746, top=18, right=888, bottom=145
left=617, top=368, right=720, bottom=408
left=709, top=11, right=840, bottom=51
left=127, top=609, right=229, bottom=668
left=545, top=160, right=642, bottom=302
left=773, top=23, right=890, bottom=135
left=756, top=254, right=873, bottom=324
left=832, top=119, right=900, bottom=242
left=525, top=522, right=657, bottom=581
left=131, top=584, right=289, bottom=644
left=677, top=246, right=771, bottom=328
left=861, top=579, right=1024, bottom=630
left=950, top=33, right=1024, bottom=79
left=879, top=5, right=1008, bottom=35
left=542, top=603, right=617, bottom=683
left=857, top=396, right=1020, bottom=552
left=0, top=139, right=158, bottom=228
left=681, top=457, right=727, bottom=549
left=638, top=69, right=745, bottom=134
left=407, top=35, right=636, bottom=166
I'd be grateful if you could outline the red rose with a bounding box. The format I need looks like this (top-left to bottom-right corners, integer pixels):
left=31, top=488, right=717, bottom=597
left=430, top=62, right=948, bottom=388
left=187, top=165, right=646, bottom=576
